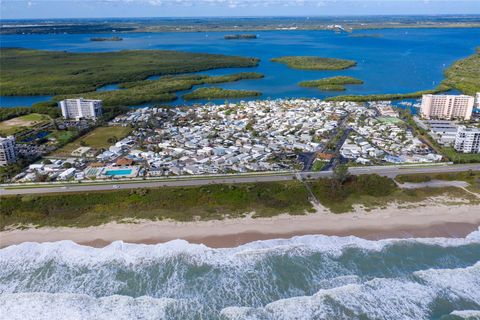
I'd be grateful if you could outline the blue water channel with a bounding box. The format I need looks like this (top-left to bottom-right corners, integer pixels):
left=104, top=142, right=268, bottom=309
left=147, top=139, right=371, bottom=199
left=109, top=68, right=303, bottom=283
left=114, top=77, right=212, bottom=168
left=1, top=28, right=479, bottom=107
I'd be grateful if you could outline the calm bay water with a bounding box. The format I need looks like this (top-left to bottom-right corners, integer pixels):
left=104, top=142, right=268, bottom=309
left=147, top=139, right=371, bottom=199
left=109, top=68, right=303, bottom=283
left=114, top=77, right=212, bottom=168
left=1, top=28, right=479, bottom=107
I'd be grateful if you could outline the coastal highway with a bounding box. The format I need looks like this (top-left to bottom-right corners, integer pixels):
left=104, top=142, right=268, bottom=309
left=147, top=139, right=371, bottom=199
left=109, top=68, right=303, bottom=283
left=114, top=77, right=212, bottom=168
left=1, top=163, right=479, bottom=196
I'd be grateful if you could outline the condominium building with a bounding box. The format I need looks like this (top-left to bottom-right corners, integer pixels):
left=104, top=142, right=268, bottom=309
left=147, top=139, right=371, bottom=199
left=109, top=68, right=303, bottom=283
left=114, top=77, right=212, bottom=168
left=0, top=136, right=17, bottom=166
left=420, top=94, right=474, bottom=120
left=59, top=98, right=103, bottom=120
left=454, top=126, right=480, bottom=154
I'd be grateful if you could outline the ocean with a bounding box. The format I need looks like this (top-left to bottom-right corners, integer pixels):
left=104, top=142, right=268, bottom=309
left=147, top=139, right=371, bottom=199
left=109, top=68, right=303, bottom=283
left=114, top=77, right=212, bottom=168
left=1, top=27, right=479, bottom=107
left=1, top=230, right=479, bottom=320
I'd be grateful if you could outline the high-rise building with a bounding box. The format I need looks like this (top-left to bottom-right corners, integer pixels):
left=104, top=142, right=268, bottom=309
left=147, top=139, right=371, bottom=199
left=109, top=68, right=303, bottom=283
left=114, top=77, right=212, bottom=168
left=0, top=136, right=17, bottom=166
left=420, top=94, right=474, bottom=120
left=59, top=98, right=103, bottom=120
left=454, top=126, right=480, bottom=154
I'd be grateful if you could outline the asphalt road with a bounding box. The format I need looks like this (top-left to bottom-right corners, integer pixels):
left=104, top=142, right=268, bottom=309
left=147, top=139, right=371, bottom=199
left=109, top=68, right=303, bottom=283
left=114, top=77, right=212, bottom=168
left=1, top=164, right=479, bottom=196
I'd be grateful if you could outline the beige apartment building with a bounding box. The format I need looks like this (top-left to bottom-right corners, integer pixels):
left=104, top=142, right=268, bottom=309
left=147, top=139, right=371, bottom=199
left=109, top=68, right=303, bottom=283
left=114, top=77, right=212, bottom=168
left=420, top=94, right=474, bottom=120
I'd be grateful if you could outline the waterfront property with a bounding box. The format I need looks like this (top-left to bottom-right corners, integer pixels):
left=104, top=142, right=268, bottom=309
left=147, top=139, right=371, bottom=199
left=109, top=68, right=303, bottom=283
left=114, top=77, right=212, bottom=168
left=420, top=94, right=475, bottom=120
left=59, top=98, right=103, bottom=121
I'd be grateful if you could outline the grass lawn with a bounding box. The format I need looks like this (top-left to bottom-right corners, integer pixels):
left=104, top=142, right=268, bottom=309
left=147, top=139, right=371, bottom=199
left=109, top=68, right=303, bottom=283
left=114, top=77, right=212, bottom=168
left=377, top=117, right=404, bottom=125
left=441, top=147, right=480, bottom=163
left=312, top=160, right=328, bottom=172
left=0, top=113, right=51, bottom=135
left=47, top=130, right=77, bottom=145
left=53, top=126, right=132, bottom=156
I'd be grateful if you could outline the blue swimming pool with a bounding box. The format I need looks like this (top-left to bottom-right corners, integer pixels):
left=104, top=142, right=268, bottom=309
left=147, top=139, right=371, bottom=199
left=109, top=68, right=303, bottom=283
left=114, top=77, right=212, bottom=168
left=104, top=169, right=132, bottom=176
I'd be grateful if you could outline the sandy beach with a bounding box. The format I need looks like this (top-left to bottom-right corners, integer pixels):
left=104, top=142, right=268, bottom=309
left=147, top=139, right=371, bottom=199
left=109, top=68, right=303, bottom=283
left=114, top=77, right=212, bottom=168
left=1, top=202, right=479, bottom=248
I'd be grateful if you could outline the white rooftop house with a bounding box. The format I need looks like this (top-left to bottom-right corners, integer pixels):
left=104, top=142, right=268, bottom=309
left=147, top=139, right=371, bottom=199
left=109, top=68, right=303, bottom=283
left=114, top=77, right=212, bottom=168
left=59, top=98, right=103, bottom=121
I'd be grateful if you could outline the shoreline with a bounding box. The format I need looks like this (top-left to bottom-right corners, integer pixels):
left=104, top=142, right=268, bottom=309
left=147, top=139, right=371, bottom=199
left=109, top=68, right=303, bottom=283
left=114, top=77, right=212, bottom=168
left=1, top=204, right=479, bottom=249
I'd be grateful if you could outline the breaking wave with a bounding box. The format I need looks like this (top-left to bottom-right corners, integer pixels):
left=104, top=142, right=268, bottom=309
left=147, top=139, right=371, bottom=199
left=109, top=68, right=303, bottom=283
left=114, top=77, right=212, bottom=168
left=1, top=229, right=479, bottom=319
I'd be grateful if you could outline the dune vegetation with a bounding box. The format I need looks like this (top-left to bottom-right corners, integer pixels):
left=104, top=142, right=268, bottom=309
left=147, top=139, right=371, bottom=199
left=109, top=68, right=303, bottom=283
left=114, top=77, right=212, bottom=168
left=271, top=56, right=356, bottom=70
left=2, top=173, right=479, bottom=229
left=183, top=87, right=262, bottom=100
left=0, top=48, right=260, bottom=96
left=299, top=76, right=364, bottom=91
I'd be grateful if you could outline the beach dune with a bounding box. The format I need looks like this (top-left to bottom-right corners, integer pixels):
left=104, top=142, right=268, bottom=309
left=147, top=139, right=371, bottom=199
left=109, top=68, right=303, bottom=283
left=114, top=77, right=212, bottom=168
left=1, top=204, right=479, bottom=248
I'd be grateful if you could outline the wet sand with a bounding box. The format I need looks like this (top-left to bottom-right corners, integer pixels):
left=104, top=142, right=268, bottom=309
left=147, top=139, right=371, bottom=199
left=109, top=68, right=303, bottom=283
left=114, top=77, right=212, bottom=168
left=1, top=203, right=479, bottom=249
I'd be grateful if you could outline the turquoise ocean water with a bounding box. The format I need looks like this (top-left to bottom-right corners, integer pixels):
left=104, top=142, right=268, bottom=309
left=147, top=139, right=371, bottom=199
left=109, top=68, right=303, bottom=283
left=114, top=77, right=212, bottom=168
left=1, top=230, right=479, bottom=319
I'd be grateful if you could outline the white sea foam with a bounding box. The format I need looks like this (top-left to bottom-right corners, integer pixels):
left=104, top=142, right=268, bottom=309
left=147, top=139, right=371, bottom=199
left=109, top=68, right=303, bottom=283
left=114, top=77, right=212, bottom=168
left=1, top=229, right=479, bottom=319
left=1, top=227, right=479, bottom=267
left=0, top=293, right=179, bottom=320
left=449, top=310, right=480, bottom=319
left=220, top=262, right=480, bottom=320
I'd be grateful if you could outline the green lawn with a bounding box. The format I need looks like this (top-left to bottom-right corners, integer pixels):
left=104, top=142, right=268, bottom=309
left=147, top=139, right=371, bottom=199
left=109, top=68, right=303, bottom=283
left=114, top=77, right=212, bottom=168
left=441, top=148, right=480, bottom=163
left=48, top=130, right=77, bottom=146
left=271, top=56, right=357, bottom=70
left=53, top=126, right=132, bottom=156
left=0, top=113, right=51, bottom=135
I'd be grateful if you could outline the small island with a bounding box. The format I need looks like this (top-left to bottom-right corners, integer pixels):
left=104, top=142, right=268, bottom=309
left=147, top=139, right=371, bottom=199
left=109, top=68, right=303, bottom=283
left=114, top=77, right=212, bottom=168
left=271, top=56, right=357, bottom=70
left=224, top=34, right=257, bottom=40
left=90, top=36, right=123, bottom=42
left=299, top=76, right=364, bottom=91
left=183, top=87, right=261, bottom=100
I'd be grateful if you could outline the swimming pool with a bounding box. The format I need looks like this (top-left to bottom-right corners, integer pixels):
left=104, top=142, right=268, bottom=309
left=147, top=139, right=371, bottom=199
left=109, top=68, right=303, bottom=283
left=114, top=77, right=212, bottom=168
left=104, top=169, right=133, bottom=176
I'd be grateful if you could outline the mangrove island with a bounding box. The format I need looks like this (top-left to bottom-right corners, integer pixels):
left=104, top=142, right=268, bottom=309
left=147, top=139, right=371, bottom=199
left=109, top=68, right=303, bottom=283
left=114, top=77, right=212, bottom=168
left=299, top=76, right=364, bottom=91
left=271, top=56, right=357, bottom=71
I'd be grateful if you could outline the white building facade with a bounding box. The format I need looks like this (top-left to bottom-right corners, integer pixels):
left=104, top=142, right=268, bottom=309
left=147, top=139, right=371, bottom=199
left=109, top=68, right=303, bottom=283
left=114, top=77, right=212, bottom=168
left=454, top=126, right=480, bottom=154
left=59, top=98, right=103, bottom=120
left=420, top=94, right=474, bottom=120
left=0, top=136, right=17, bottom=166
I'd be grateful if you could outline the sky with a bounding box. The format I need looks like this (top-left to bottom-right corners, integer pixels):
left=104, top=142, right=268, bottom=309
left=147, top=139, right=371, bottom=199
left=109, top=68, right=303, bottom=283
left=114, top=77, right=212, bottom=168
left=1, top=0, right=480, bottom=20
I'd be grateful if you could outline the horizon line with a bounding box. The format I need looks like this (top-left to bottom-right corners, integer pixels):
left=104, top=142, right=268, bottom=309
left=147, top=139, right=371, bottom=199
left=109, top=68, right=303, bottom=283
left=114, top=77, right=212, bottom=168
left=2, top=13, right=480, bottom=21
